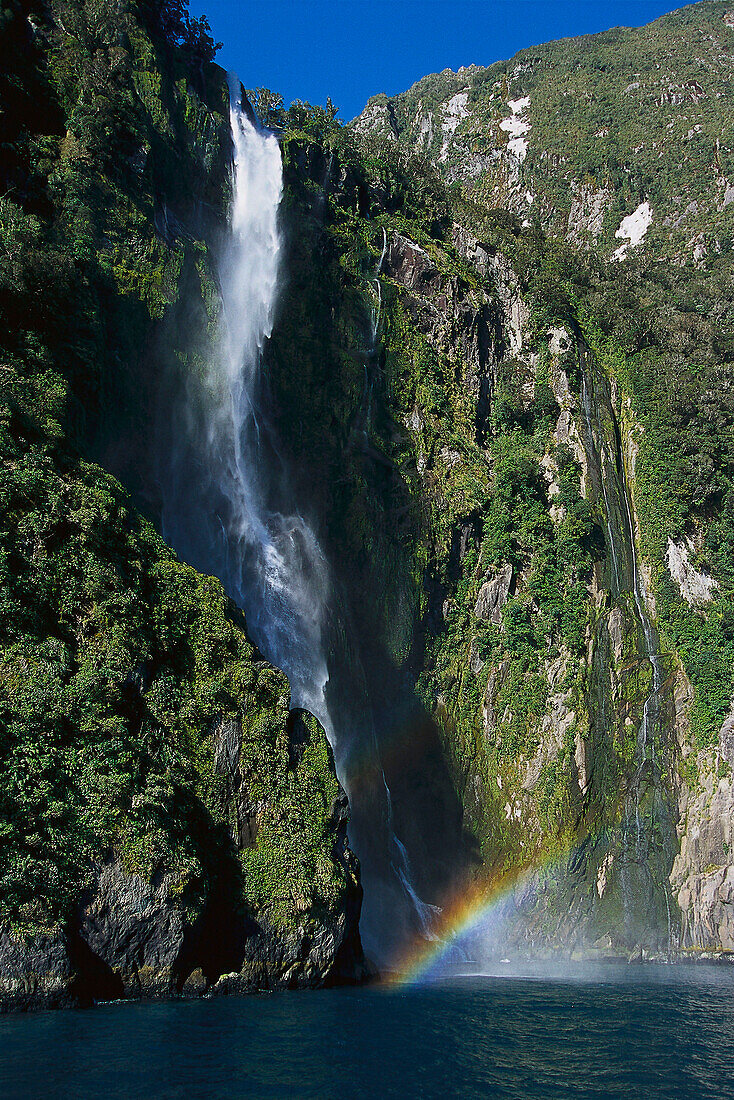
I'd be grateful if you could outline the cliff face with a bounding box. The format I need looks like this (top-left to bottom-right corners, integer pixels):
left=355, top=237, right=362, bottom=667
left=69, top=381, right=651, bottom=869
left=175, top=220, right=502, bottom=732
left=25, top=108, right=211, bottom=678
left=2, top=0, right=734, bottom=1011
left=260, top=4, right=734, bottom=959
left=0, top=0, right=363, bottom=1010
left=354, top=2, right=734, bottom=267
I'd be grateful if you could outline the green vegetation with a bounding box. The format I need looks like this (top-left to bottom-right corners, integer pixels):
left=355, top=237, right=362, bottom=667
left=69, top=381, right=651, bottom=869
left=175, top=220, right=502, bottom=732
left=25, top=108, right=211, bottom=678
left=258, top=97, right=606, bottom=878
left=358, top=2, right=734, bottom=262
left=3, top=0, right=734, bottom=964
left=270, top=4, right=734, bottom=933
left=0, top=429, right=265, bottom=932
left=577, top=305, right=734, bottom=753
left=0, top=0, right=356, bottom=965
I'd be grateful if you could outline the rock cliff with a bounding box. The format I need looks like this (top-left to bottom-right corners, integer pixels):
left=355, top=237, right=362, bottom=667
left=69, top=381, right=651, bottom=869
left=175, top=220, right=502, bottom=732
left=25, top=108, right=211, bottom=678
left=0, top=0, right=364, bottom=1010
left=2, top=0, right=734, bottom=1011
left=265, top=14, right=734, bottom=955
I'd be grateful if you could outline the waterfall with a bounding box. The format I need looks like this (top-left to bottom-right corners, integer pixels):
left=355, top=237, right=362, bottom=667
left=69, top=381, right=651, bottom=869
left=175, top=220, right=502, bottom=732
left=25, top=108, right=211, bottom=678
left=160, top=75, right=332, bottom=737
left=314, top=151, right=335, bottom=220
left=618, top=449, right=664, bottom=854
left=579, top=359, right=673, bottom=950
left=580, top=376, right=622, bottom=595
left=159, top=77, right=436, bottom=962
left=581, top=371, right=663, bottom=852
left=370, top=227, right=387, bottom=347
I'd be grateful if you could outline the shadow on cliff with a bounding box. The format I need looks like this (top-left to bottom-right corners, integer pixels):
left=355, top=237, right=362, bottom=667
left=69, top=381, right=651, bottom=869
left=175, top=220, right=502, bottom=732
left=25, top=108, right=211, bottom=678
left=323, top=603, right=480, bottom=967
left=261, top=156, right=481, bottom=963
left=100, top=135, right=480, bottom=971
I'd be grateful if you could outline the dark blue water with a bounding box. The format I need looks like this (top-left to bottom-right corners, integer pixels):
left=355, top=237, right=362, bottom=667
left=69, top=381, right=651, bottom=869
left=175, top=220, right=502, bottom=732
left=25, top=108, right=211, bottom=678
left=2, top=965, right=734, bottom=1099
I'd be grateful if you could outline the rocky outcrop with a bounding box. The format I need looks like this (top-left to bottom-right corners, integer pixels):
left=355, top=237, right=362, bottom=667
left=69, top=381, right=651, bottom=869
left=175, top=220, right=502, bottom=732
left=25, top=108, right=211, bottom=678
left=386, top=233, right=440, bottom=292
left=354, top=5, right=734, bottom=264
left=384, top=227, right=500, bottom=443
left=372, top=201, right=734, bottom=962
left=474, top=564, right=513, bottom=625
left=209, top=708, right=364, bottom=991
left=665, top=537, right=718, bottom=606
left=673, top=700, right=734, bottom=954
left=0, top=931, right=78, bottom=1014
left=79, top=862, right=188, bottom=999
left=567, top=182, right=611, bottom=246
left=675, top=778, right=734, bottom=952
left=451, top=224, right=528, bottom=356
left=0, top=706, right=364, bottom=1012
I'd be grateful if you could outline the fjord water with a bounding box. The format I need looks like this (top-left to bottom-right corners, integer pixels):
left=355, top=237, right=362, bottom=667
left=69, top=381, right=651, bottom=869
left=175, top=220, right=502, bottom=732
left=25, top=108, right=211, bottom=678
left=2, top=967, right=734, bottom=1098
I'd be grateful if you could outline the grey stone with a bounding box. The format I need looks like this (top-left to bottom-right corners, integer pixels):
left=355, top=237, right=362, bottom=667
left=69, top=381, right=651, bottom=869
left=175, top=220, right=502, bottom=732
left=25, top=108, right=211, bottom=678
left=80, top=861, right=186, bottom=998
left=474, top=564, right=513, bottom=625
left=0, top=930, right=76, bottom=1013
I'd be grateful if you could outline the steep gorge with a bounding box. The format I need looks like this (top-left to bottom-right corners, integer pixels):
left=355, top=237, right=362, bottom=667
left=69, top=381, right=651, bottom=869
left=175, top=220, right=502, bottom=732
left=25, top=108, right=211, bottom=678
left=1, top=0, right=734, bottom=1010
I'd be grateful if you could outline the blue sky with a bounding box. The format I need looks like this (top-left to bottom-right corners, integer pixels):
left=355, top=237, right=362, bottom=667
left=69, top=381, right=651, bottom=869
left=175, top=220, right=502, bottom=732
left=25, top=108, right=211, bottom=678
left=190, top=0, right=683, bottom=121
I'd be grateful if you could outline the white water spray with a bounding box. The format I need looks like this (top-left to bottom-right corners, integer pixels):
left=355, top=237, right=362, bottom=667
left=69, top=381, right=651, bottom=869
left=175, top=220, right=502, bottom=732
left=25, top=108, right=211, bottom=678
left=161, top=79, right=436, bottom=954
left=222, top=78, right=333, bottom=731
left=161, top=77, right=332, bottom=735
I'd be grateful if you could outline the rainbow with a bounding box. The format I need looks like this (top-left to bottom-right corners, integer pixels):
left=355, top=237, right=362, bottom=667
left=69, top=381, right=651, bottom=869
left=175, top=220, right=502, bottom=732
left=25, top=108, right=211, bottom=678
left=389, top=843, right=581, bottom=986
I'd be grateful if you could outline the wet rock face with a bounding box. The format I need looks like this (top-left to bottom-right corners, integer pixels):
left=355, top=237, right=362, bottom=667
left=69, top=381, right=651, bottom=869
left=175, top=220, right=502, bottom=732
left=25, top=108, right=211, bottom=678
left=673, top=700, right=734, bottom=953
left=367, top=208, right=734, bottom=961
left=80, top=862, right=187, bottom=998
left=0, top=878, right=183, bottom=1010
left=674, top=771, right=734, bottom=951
left=0, top=931, right=77, bottom=1013
left=0, top=709, right=365, bottom=1012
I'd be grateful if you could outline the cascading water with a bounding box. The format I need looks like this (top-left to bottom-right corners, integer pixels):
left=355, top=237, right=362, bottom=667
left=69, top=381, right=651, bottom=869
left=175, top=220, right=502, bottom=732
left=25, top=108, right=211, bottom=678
left=581, top=376, right=623, bottom=595
left=161, top=75, right=332, bottom=738
left=314, top=151, right=335, bottom=220
left=354, top=227, right=388, bottom=441
left=618, top=449, right=664, bottom=852
left=159, top=77, right=435, bottom=963
left=579, top=362, right=673, bottom=951
left=370, top=227, right=387, bottom=347
left=579, top=372, right=662, bottom=835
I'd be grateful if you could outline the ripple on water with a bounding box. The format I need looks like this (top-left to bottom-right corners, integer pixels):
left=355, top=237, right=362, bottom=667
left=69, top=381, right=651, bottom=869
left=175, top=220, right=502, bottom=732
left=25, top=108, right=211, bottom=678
left=1, top=965, right=734, bottom=1099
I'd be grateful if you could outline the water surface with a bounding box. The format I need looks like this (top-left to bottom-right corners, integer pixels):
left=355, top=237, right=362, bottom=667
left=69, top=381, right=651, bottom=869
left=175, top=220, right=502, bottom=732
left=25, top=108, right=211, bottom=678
left=1, top=964, right=733, bottom=1098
